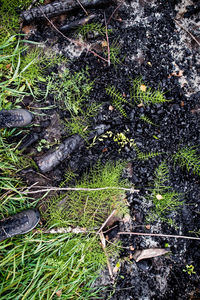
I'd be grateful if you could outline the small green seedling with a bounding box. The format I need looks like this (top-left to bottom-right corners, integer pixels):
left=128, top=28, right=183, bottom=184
left=183, top=265, right=196, bottom=276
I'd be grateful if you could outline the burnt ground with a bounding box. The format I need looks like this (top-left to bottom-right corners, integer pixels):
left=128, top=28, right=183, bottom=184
left=18, top=0, right=200, bottom=299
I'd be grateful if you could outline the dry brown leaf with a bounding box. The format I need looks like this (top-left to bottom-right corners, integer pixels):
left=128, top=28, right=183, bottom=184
left=101, top=40, right=108, bottom=48
left=140, top=84, right=147, bottom=92
left=137, top=103, right=144, bottom=107
left=133, top=248, right=169, bottom=262
left=181, top=101, right=184, bottom=107
left=113, top=262, right=120, bottom=273
left=56, top=290, right=62, bottom=297
left=168, top=70, right=184, bottom=78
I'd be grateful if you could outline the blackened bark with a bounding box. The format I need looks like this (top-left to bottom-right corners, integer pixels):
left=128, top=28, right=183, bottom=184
left=21, top=0, right=114, bottom=23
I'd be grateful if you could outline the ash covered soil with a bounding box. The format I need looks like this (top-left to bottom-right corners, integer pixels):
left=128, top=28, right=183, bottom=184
left=20, top=0, right=200, bottom=299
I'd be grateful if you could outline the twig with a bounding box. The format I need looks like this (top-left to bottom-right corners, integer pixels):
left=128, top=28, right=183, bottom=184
left=103, top=224, right=118, bottom=234
left=107, top=1, right=124, bottom=24
left=174, top=19, right=200, bottom=47
left=20, top=186, right=140, bottom=194
left=75, top=0, right=88, bottom=15
left=118, top=232, right=200, bottom=241
left=28, top=0, right=38, bottom=10
left=35, top=226, right=92, bottom=234
left=99, top=231, right=114, bottom=283
left=39, top=7, right=109, bottom=63
left=104, top=12, right=110, bottom=67
left=97, top=209, right=117, bottom=234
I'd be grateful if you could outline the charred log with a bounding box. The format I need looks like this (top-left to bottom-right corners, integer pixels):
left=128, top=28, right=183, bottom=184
left=21, top=0, right=114, bottom=23
left=60, top=14, right=96, bottom=33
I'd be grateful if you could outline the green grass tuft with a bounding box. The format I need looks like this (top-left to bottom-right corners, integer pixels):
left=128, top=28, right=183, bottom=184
left=0, top=233, right=107, bottom=299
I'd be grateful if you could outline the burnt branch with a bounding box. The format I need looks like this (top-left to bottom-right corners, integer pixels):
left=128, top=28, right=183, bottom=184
left=21, top=0, right=114, bottom=23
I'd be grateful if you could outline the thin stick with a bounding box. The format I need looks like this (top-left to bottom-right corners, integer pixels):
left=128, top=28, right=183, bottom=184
left=103, top=224, right=118, bottom=234
left=75, top=0, right=88, bottom=15
left=35, top=227, right=91, bottom=234
left=97, top=209, right=116, bottom=234
left=21, top=186, right=139, bottom=194
left=104, top=12, right=110, bottom=67
left=118, top=232, right=200, bottom=241
left=40, top=8, right=109, bottom=63
left=99, top=231, right=114, bottom=283
left=107, top=1, right=124, bottom=24
left=174, top=19, right=200, bottom=47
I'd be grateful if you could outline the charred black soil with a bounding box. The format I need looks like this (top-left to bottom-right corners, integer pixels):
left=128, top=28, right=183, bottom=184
left=17, top=0, right=200, bottom=299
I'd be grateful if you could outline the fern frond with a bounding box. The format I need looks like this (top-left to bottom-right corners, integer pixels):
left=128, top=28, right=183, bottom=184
left=173, top=146, right=200, bottom=176
left=137, top=151, right=163, bottom=160
left=60, top=169, right=78, bottom=187
left=76, top=23, right=111, bottom=39
left=140, top=114, right=157, bottom=126
left=130, top=78, right=170, bottom=106
left=106, top=85, right=128, bottom=117
left=153, top=161, right=170, bottom=193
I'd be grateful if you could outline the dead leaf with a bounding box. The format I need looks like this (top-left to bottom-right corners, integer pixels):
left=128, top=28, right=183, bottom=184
left=113, top=261, right=121, bottom=273
left=137, top=103, right=144, bottom=107
left=99, top=231, right=106, bottom=248
left=101, top=40, right=108, bottom=48
left=181, top=101, right=184, bottom=107
left=133, top=248, right=169, bottom=262
left=56, top=290, right=62, bottom=297
left=156, top=194, right=163, bottom=200
left=140, top=84, right=147, bottom=92
left=168, top=70, right=184, bottom=78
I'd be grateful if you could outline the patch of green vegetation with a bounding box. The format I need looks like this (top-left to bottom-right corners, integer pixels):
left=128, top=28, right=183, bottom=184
left=0, top=37, right=59, bottom=107
left=76, top=22, right=111, bottom=39
left=0, top=233, right=108, bottom=299
left=106, top=78, right=169, bottom=118
left=130, top=77, right=169, bottom=106
left=46, top=161, right=129, bottom=228
left=106, top=85, right=129, bottom=117
left=104, top=41, right=122, bottom=67
left=0, top=134, right=38, bottom=217
left=134, top=147, right=163, bottom=161
left=146, top=162, right=183, bottom=226
left=96, top=130, right=163, bottom=160
left=140, top=114, right=157, bottom=126
left=47, top=67, right=101, bottom=139
left=183, top=264, right=196, bottom=276
left=0, top=0, right=32, bottom=42
left=47, top=67, right=94, bottom=114
left=173, top=146, right=200, bottom=176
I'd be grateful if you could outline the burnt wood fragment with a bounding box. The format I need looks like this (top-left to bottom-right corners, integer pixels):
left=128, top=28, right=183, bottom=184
left=21, top=0, right=113, bottom=23
left=60, top=14, right=96, bottom=32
